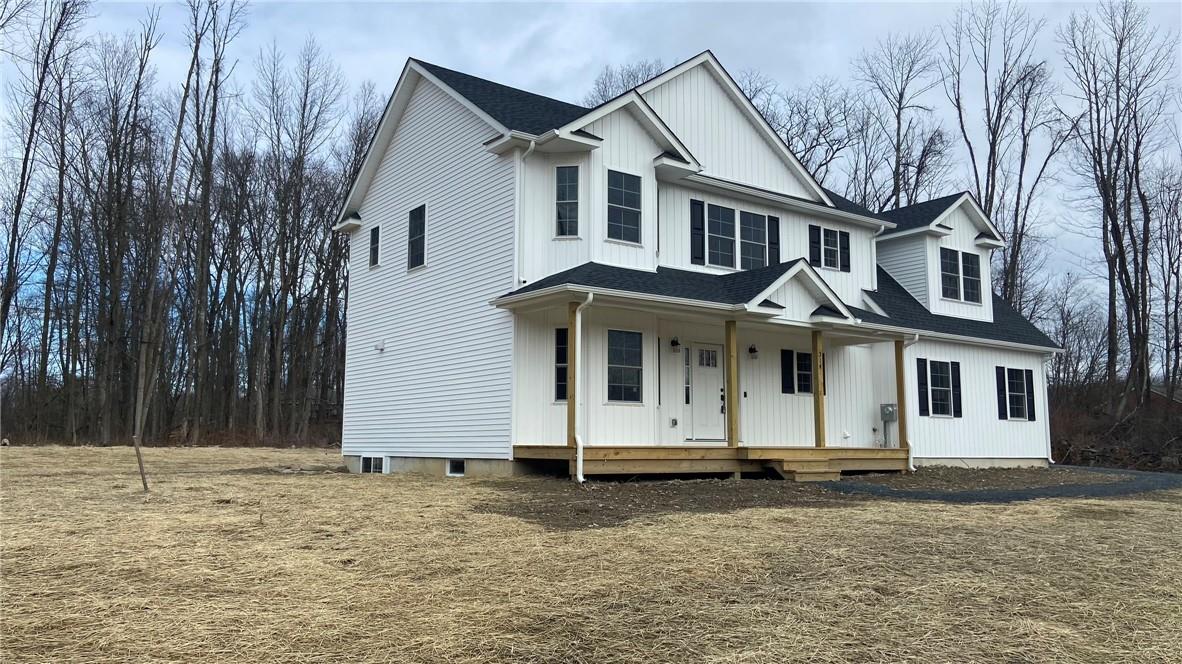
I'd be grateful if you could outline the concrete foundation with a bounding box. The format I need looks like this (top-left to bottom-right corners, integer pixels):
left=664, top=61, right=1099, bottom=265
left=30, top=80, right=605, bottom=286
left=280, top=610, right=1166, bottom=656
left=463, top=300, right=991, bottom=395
left=913, top=457, right=1050, bottom=469
left=342, top=455, right=531, bottom=478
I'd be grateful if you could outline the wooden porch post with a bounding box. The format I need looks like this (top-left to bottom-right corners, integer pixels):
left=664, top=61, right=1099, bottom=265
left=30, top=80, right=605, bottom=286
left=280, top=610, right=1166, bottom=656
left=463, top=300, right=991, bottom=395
left=566, top=301, right=579, bottom=448
left=812, top=330, right=826, bottom=447
left=894, top=338, right=909, bottom=449
left=725, top=320, right=740, bottom=447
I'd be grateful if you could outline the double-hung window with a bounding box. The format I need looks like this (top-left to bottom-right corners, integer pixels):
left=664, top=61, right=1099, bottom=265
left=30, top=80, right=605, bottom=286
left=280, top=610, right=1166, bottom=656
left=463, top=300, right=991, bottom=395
left=554, top=328, right=569, bottom=401
left=995, top=365, right=1036, bottom=421
left=823, top=229, right=840, bottom=268
left=1006, top=368, right=1027, bottom=419
left=607, top=329, right=642, bottom=402
left=928, top=360, right=953, bottom=416
left=368, top=227, right=380, bottom=267
left=809, top=225, right=850, bottom=271
left=707, top=204, right=735, bottom=268
left=407, top=205, right=426, bottom=270
left=941, top=249, right=982, bottom=303
left=778, top=350, right=813, bottom=394
left=917, top=358, right=962, bottom=418
left=555, top=166, right=578, bottom=237
left=940, top=248, right=961, bottom=299
left=739, top=211, right=767, bottom=270
left=607, top=170, right=641, bottom=243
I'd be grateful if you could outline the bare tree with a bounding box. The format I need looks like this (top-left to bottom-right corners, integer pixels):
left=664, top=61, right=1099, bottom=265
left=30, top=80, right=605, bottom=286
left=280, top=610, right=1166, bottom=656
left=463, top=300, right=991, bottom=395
left=854, top=31, right=943, bottom=210
left=1060, top=0, right=1178, bottom=410
left=941, top=1, right=1073, bottom=315
left=582, top=58, right=663, bottom=106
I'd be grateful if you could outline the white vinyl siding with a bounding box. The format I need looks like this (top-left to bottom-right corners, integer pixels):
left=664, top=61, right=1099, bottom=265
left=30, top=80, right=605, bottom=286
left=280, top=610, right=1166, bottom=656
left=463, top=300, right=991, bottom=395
left=343, top=77, right=515, bottom=460
left=877, top=234, right=929, bottom=306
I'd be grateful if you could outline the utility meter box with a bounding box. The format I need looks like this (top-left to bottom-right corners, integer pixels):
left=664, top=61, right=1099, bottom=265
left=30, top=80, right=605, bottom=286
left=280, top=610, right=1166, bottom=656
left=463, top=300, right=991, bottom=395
left=880, top=403, right=898, bottom=422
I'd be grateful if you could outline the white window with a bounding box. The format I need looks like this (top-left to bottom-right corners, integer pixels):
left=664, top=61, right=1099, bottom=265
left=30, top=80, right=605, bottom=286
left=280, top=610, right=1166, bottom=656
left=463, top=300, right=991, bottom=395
left=446, top=459, right=465, bottom=477
left=929, top=361, right=953, bottom=416
left=941, top=248, right=982, bottom=303
left=707, top=204, right=735, bottom=268
left=360, top=456, right=384, bottom=473
left=1007, top=368, right=1028, bottom=419
left=368, top=227, right=380, bottom=267
left=739, top=211, right=767, bottom=270
left=554, top=328, right=568, bottom=401
left=607, top=329, right=642, bottom=402
left=822, top=228, right=840, bottom=269
left=555, top=166, right=578, bottom=237
left=407, top=205, right=426, bottom=270
left=607, top=170, right=641, bottom=243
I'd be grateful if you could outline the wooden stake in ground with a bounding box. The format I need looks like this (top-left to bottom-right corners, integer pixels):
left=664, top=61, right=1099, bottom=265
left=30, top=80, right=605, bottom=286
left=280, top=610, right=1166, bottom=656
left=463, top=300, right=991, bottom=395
left=131, top=435, right=149, bottom=492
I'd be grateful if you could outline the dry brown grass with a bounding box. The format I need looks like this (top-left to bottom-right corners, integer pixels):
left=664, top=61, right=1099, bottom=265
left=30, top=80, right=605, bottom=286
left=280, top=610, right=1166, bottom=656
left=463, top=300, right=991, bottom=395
left=2, top=446, right=1181, bottom=663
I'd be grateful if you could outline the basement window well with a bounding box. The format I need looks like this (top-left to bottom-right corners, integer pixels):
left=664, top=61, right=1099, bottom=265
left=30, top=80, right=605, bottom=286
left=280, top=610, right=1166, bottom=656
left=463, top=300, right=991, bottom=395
left=446, top=459, right=465, bottom=477
left=360, top=456, right=384, bottom=474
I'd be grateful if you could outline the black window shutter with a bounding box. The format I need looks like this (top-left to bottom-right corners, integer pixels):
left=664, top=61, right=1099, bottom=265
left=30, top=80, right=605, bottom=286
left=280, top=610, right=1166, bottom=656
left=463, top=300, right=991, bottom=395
left=951, top=361, right=962, bottom=418
left=1024, top=369, right=1036, bottom=421
left=839, top=231, right=851, bottom=272
left=767, top=216, right=780, bottom=265
left=808, top=225, right=821, bottom=266
left=780, top=349, right=795, bottom=394
left=995, top=366, right=1008, bottom=420
left=916, top=358, right=929, bottom=416
left=690, top=199, right=705, bottom=265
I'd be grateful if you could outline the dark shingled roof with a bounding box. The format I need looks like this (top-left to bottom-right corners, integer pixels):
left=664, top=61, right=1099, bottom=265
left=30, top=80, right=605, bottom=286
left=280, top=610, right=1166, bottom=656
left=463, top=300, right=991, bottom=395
left=821, top=187, right=886, bottom=221
left=414, top=60, right=590, bottom=135
left=877, top=192, right=967, bottom=235
left=859, top=267, right=1059, bottom=349
left=504, top=260, right=806, bottom=306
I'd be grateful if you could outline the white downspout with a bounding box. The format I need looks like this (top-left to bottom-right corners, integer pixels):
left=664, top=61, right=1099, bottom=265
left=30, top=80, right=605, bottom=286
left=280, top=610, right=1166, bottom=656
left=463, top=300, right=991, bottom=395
left=903, top=332, right=920, bottom=471
left=574, top=292, right=594, bottom=483
left=514, top=140, right=537, bottom=286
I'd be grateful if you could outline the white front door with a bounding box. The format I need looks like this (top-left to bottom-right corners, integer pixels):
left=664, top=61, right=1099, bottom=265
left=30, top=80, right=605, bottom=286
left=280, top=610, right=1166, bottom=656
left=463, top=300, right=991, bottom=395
left=687, top=344, right=726, bottom=441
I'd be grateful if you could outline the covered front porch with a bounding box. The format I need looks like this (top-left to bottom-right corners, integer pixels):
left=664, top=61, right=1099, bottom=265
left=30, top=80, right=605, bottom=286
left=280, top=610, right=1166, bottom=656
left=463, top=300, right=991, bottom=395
left=495, top=261, right=914, bottom=480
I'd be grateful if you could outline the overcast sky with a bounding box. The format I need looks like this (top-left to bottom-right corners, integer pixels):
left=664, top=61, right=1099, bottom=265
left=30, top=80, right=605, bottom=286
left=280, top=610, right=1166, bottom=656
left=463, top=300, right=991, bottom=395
left=71, top=1, right=1182, bottom=285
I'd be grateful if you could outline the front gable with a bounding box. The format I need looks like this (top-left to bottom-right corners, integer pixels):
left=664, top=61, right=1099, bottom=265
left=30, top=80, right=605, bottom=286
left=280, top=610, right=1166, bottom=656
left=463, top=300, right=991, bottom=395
left=749, top=262, right=853, bottom=322
left=639, top=54, right=830, bottom=204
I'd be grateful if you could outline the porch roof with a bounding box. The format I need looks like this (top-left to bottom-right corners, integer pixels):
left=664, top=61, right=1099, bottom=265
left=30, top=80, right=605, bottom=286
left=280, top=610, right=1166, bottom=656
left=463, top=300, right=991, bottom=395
left=501, top=260, right=808, bottom=307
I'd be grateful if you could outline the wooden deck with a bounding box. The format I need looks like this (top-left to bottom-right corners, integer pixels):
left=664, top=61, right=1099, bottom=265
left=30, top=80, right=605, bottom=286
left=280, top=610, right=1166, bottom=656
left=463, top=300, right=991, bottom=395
left=513, top=445, right=909, bottom=481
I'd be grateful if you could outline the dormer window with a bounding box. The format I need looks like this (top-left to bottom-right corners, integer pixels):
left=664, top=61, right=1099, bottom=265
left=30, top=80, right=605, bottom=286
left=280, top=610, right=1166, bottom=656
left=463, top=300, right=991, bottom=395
left=940, top=248, right=982, bottom=304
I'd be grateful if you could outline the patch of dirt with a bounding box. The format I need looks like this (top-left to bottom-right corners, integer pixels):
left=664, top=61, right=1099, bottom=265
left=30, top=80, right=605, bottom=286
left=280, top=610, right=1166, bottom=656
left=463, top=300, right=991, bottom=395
left=849, top=466, right=1131, bottom=491
left=473, top=476, right=866, bottom=531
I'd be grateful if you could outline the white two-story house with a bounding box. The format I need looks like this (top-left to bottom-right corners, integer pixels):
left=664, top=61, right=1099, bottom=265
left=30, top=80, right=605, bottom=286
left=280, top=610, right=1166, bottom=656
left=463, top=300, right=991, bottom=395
left=333, top=51, right=1059, bottom=481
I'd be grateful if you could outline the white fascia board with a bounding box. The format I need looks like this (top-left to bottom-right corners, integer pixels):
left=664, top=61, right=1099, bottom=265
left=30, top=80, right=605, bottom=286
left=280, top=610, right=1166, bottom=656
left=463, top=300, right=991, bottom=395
left=332, top=217, right=361, bottom=233
left=930, top=193, right=1005, bottom=242
left=876, top=225, right=949, bottom=242
left=636, top=51, right=834, bottom=208
left=682, top=174, right=893, bottom=230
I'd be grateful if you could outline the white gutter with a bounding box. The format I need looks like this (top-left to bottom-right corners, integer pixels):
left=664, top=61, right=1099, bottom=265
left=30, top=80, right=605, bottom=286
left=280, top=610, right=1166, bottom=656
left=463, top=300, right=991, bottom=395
left=573, top=292, right=594, bottom=483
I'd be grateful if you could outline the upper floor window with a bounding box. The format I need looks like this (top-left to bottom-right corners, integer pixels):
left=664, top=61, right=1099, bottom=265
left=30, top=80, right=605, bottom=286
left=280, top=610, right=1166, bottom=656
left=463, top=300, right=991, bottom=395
left=555, top=166, right=578, bottom=237
left=607, top=329, right=642, bottom=402
left=707, top=204, right=735, bottom=268
left=407, top=205, right=426, bottom=270
left=739, top=211, right=767, bottom=270
left=607, top=170, right=641, bottom=243
left=809, top=225, right=850, bottom=272
left=368, top=226, right=380, bottom=267
left=940, top=248, right=982, bottom=303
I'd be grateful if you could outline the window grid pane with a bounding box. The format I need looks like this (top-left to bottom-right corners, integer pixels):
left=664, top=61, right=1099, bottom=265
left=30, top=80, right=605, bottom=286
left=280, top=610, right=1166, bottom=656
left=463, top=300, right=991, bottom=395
left=796, top=352, right=813, bottom=394
left=707, top=204, right=735, bottom=267
left=823, top=229, right=839, bottom=268
left=930, top=361, right=953, bottom=416
left=940, top=248, right=960, bottom=299
left=1007, top=368, right=1027, bottom=419
left=739, top=211, right=767, bottom=270
left=962, top=252, right=981, bottom=303
left=556, top=166, right=578, bottom=236
left=369, top=227, right=380, bottom=267
left=607, top=171, right=641, bottom=243
left=408, top=206, right=426, bottom=269
left=555, top=328, right=568, bottom=401
left=607, top=330, right=643, bottom=402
